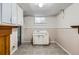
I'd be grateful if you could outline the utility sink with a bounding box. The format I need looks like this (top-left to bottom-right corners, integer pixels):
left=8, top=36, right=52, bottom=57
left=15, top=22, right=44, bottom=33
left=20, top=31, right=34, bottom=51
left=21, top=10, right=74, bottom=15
left=33, top=30, right=49, bottom=45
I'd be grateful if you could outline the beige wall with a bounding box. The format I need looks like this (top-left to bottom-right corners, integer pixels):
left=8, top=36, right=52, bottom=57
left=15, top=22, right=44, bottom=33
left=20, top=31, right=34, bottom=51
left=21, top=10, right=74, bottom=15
left=56, top=3, right=79, bottom=54
left=22, top=28, right=33, bottom=43
left=56, top=28, right=79, bottom=54
left=22, top=28, right=56, bottom=43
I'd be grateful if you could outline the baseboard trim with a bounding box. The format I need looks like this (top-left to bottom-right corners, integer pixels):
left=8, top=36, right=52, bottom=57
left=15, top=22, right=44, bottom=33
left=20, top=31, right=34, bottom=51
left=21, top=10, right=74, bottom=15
left=22, top=41, right=31, bottom=44
left=55, top=41, right=71, bottom=55
left=50, top=41, right=55, bottom=43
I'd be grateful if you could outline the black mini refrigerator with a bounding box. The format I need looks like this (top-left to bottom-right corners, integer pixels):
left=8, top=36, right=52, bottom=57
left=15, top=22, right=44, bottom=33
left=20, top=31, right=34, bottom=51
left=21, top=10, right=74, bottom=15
left=17, top=26, right=22, bottom=47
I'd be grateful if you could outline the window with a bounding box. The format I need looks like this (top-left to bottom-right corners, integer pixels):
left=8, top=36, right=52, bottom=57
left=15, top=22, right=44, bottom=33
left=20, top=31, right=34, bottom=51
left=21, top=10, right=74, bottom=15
left=35, top=17, right=46, bottom=24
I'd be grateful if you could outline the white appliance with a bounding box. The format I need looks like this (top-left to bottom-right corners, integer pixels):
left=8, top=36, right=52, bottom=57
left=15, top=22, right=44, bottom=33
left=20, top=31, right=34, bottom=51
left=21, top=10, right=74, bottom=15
left=33, top=30, right=49, bottom=45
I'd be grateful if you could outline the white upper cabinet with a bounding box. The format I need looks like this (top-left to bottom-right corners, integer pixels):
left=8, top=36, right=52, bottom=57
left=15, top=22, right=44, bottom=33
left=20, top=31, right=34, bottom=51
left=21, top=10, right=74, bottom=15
left=12, top=3, right=17, bottom=25
left=17, top=5, right=23, bottom=26
left=0, top=4, right=1, bottom=24
left=1, top=3, right=23, bottom=25
left=2, top=3, right=12, bottom=24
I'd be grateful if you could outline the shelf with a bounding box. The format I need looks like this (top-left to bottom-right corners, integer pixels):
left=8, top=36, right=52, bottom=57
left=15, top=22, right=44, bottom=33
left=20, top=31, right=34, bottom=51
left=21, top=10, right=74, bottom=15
left=71, top=25, right=79, bottom=34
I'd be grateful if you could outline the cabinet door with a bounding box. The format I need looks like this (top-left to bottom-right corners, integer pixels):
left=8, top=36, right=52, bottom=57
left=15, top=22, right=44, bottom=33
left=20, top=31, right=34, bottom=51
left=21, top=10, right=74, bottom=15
left=0, top=3, right=1, bottom=24
left=0, top=36, right=6, bottom=55
left=5, top=35, right=10, bottom=55
left=2, top=3, right=12, bottom=24
left=0, top=35, right=10, bottom=55
left=17, top=5, right=23, bottom=26
left=12, top=3, right=17, bottom=25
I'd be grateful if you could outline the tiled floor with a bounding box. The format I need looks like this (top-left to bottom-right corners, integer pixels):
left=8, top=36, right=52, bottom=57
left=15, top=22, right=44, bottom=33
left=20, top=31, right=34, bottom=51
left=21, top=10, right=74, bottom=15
left=13, top=43, right=68, bottom=55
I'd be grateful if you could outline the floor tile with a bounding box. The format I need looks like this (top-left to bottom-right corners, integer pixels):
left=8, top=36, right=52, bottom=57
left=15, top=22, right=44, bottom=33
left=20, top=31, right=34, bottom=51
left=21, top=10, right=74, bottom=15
left=13, top=43, right=68, bottom=55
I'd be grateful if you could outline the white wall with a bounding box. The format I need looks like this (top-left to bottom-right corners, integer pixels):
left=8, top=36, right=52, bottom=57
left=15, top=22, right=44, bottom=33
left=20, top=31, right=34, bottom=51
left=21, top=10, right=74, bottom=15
left=23, top=16, right=57, bottom=28
left=17, top=5, right=23, bottom=26
left=56, top=3, right=79, bottom=54
left=57, top=3, right=79, bottom=28
left=22, top=16, right=57, bottom=43
left=0, top=4, right=1, bottom=23
left=10, top=28, right=18, bottom=55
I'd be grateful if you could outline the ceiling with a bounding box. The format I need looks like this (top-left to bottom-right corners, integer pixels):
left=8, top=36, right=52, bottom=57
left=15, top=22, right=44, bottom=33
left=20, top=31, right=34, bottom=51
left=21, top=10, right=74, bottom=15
left=18, top=3, right=72, bottom=17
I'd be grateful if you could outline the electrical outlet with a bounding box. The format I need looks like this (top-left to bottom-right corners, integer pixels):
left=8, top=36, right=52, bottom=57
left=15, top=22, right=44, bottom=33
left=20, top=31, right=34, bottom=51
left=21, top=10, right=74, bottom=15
left=12, top=46, right=15, bottom=50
